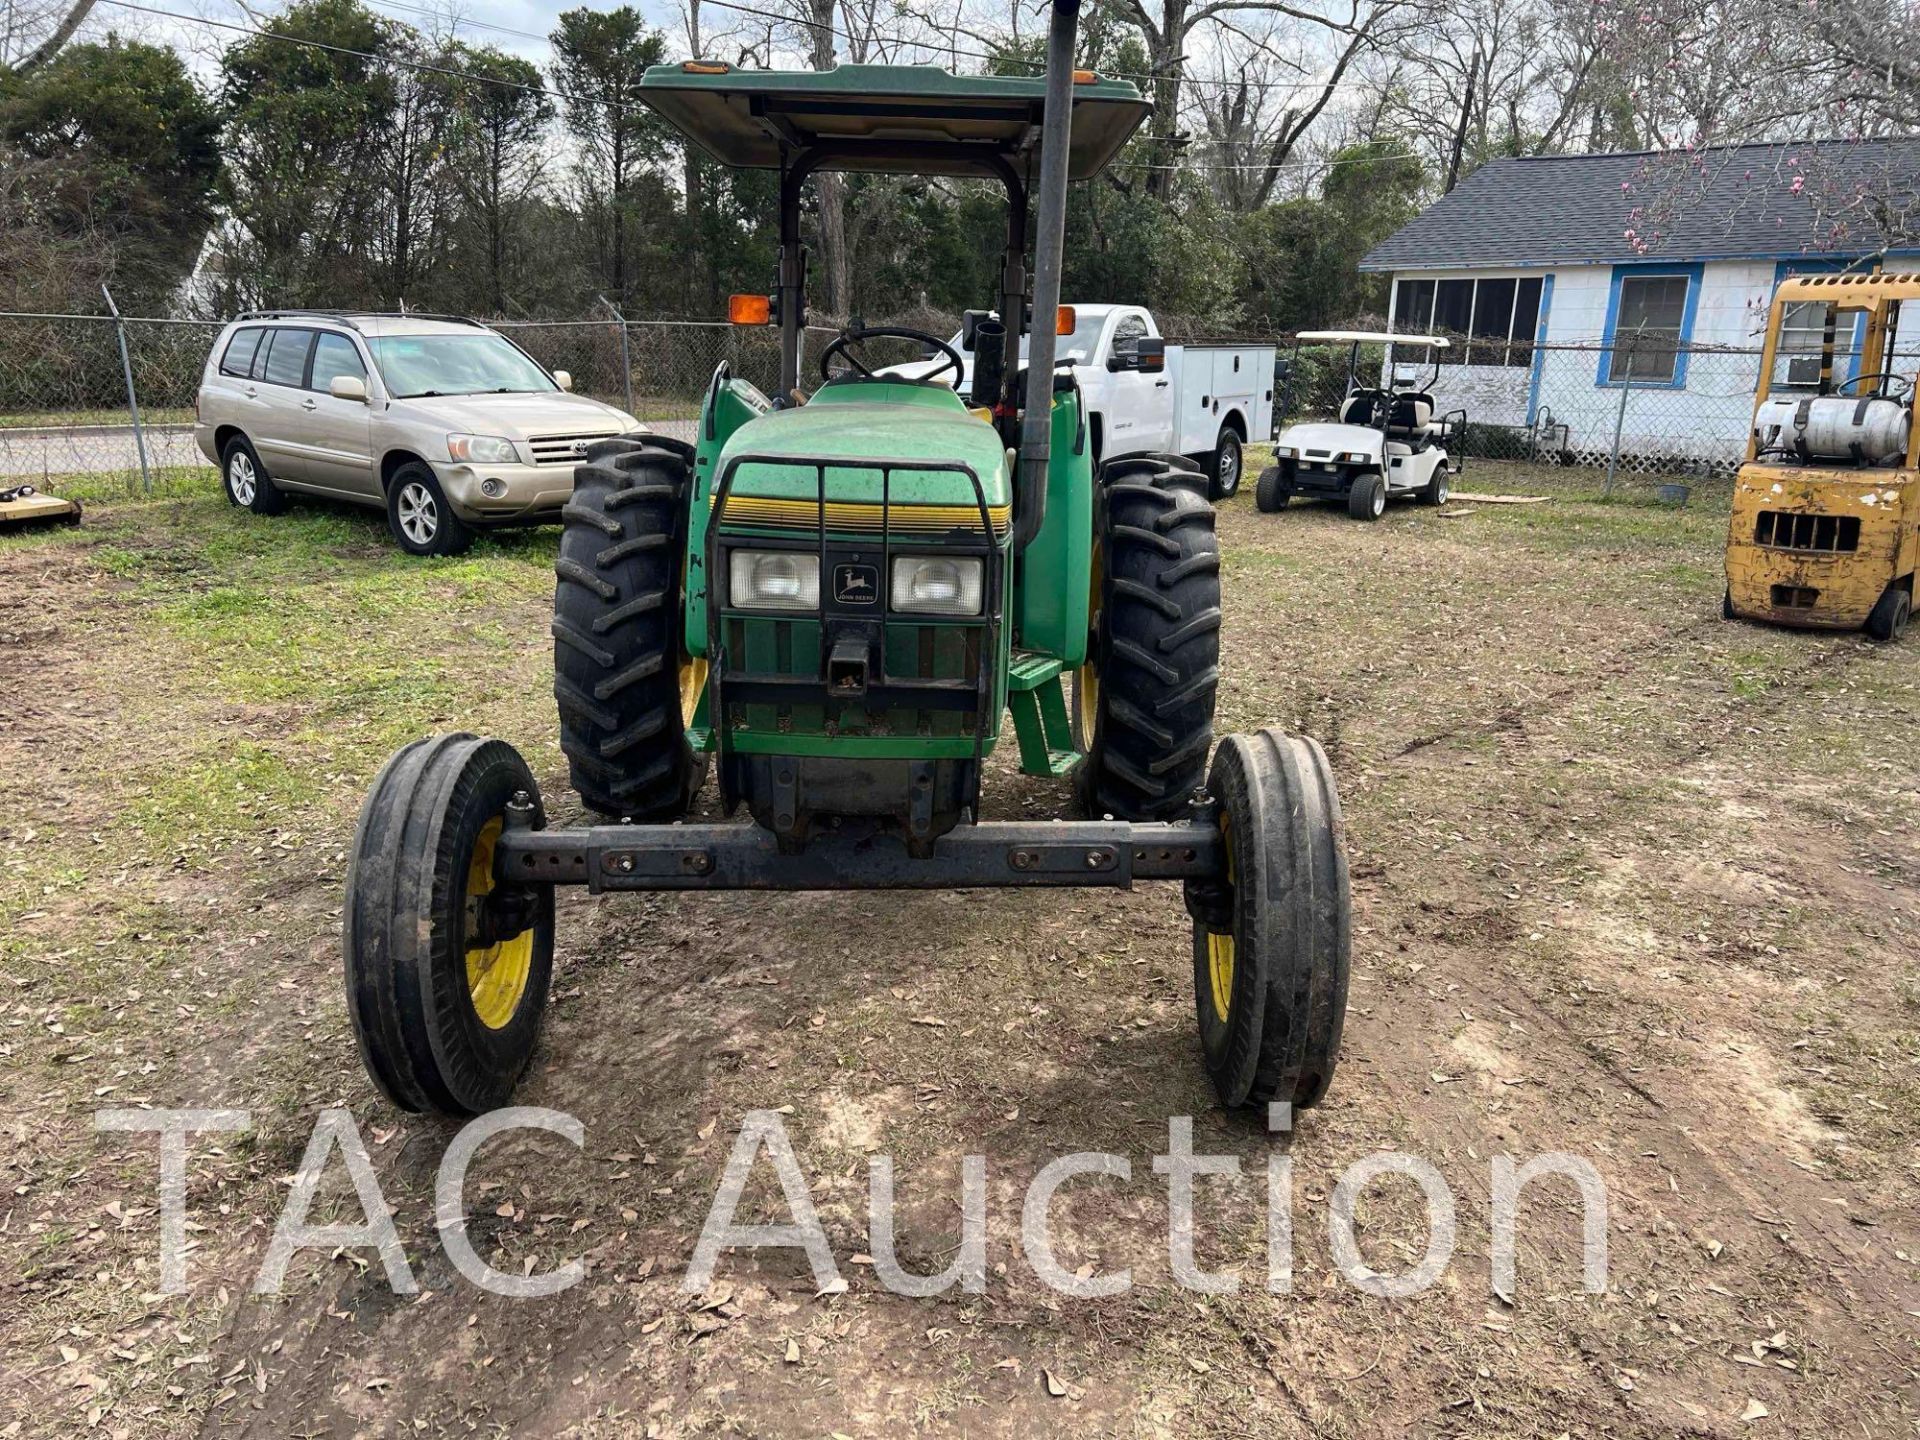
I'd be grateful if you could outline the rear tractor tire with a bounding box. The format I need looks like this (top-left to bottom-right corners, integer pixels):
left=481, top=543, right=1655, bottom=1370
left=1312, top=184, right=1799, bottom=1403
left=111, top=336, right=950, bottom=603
left=553, top=435, right=707, bottom=820
left=1186, top=730, right=1351, bottom=1111
left=1072, top=455, right=1222, bottom=821
left=344, top=735, right=556, bottom=1116
left=1254, top=464, right=1290, bottom=513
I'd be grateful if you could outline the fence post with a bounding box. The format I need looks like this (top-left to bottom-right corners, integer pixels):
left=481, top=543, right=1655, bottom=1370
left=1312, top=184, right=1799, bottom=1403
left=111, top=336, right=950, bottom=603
left=1604, top=338, right=1635, bottom=496
left=102, top=285, right=153, bottom=496
left=599, top=294, right=634, bottom=419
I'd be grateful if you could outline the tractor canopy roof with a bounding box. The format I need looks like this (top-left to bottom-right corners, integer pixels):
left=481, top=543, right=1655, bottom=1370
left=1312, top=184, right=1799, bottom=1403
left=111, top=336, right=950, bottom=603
left=635, top=62, right=1151, bottom=181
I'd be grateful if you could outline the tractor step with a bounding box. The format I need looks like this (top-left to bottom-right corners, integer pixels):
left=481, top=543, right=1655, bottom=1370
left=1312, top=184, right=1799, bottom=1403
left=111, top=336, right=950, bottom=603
left=1007, top=653, right=1064, bottom=690
left=1006, top=654, right=1080, bottom=777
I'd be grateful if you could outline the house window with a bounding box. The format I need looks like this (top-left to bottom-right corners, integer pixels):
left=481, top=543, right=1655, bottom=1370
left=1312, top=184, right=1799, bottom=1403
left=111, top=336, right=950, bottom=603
left=1607, top=274, right=1691, bottom=384
left=1391, top=275, right=1543, bottom=367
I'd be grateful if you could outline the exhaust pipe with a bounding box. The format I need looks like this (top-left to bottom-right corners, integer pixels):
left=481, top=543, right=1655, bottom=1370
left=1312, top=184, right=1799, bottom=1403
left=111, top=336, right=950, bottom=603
left=1013, top=0, right=1081, bottom=552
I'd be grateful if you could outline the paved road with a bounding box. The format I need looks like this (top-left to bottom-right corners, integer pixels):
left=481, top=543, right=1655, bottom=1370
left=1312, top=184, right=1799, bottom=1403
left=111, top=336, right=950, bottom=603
left=0, top=420, right=699, bottom=482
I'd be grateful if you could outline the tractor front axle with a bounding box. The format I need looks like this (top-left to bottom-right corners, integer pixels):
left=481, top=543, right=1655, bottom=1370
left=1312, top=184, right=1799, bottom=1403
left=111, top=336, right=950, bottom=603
left=494, top=816, right=1224, bottom=893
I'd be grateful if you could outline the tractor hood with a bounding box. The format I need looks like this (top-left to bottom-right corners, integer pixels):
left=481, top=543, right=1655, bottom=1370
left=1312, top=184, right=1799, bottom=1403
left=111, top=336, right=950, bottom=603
left=714, top=381, right=1012, bottom=540
left=1277, top=421, right=1384, bottom=462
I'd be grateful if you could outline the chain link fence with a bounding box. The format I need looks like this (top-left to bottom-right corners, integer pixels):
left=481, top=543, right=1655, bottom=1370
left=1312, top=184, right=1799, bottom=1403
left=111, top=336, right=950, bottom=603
left=1274, top=339, right=1804, bottom=483
left=0, top=308, right=851, bottom=491
left=9, top=311, right=1897, bottom=495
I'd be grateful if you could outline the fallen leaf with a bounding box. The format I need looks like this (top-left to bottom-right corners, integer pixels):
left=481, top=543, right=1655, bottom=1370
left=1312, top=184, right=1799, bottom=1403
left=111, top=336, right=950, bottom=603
left=1741, top=1398, right=1769, bottom=1423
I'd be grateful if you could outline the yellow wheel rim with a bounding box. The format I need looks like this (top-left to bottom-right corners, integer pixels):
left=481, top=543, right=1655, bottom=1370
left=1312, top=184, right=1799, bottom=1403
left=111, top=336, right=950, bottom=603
left=1208, top=931, right=1235, bottom=1023
left=1207, top=815, right=1236, bottom=1024
left=1076, top=660, right=1100, bottom=745
left=679, top=655, right=709, bottom=730
left=1077, top=524, right=1104, bottom=749
left=464, top=816, right=533, bottom=1030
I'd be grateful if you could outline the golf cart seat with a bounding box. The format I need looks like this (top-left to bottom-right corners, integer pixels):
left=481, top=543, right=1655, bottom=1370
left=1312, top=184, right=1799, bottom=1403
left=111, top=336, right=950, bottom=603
left=1339, top=390, right=1387, bottom=426
left=1385, top=392, right=1445, bottom=446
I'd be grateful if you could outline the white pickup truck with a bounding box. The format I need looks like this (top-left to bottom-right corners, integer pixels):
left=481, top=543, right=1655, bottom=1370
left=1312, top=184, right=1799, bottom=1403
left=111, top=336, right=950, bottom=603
left=891, top=304, right=1275, bottom=499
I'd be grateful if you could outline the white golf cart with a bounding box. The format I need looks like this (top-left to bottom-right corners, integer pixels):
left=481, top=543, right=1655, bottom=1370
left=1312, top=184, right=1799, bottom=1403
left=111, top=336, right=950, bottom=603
left=1257, top=331, right=1463, bottom=520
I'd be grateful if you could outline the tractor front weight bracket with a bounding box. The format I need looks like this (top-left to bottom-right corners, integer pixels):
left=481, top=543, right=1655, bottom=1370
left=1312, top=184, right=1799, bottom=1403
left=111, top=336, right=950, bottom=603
left=495, top=817, right=1224, bottom=894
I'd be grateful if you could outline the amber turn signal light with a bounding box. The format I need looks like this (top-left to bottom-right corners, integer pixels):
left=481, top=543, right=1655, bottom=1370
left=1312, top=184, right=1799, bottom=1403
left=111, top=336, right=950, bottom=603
left=1056, top=305, right=1076, bottom=335
left=1072, top=69, right=1098, bottom=83
left=682, top=60, right=730, bottom=74
left=728, top=293, right=772, bottom=326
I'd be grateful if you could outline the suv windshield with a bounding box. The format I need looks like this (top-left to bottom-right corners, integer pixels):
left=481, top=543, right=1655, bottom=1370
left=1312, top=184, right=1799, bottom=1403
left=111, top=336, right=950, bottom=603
left=367, top=333, right=555, bottom=399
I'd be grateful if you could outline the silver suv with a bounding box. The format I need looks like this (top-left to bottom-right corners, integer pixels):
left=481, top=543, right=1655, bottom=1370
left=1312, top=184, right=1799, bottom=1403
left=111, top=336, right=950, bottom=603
left=194, top=311, right=644, bottom=555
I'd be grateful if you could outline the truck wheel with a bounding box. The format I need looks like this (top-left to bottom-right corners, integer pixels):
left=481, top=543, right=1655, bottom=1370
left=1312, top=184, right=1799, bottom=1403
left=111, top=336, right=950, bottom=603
left=554, top=436, right=707, bottom=819
left=344, top=735, right=556, bottom=1116
left=1866, top=581, right=1912, bottom=641
left=1254, top=465, right=1290, bottom=513
left=1347, top=472, right=1386, bottom=521
left=221, top=435, right=286, bottom=516
left=1186, top=730, right=1350, bottom=1110
left=1073, top=455, right=1221, bottom=821
left=1205, top=426, right=1243, bottom=501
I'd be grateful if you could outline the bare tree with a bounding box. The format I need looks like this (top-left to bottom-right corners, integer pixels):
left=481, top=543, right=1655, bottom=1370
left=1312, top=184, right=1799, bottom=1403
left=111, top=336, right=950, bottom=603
left=3, top=0, right=97, bottom=73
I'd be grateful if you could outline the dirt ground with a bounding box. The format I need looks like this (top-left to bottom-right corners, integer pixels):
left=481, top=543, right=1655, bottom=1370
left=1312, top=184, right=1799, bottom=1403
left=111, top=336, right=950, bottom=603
left=3, top=460, right=1918, bottom=1438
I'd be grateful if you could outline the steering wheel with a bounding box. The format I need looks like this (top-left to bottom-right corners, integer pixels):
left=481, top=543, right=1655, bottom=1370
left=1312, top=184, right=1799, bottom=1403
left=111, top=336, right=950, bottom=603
left=1832, top=370, right=1913, bottom=400
left=820, top=326, right=964, bottom=386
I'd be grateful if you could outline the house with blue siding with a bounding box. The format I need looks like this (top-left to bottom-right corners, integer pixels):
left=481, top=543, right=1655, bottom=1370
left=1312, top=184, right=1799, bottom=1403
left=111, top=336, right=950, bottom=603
left=1358, top=139, right=1920, bottom=466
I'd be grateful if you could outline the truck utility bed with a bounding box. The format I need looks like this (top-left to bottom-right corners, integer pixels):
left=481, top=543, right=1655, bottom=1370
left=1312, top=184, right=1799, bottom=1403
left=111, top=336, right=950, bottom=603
left=1166, top=343, right=1275, bottom=453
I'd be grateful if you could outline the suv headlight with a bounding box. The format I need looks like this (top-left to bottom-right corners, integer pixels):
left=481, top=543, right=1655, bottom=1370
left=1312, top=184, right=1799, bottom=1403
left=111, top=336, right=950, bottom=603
left=891, top=555, right=984, bottom=616
left=729, top=550, right=819, bottom=611
left=447, top=434, right=518, bottom=464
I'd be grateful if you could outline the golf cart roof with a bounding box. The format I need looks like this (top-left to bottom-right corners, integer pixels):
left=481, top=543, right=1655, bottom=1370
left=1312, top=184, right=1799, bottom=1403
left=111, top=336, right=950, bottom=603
left=636, top=62, right=1151, bottom=181
left=1297, top=330, right=1451, bottom=349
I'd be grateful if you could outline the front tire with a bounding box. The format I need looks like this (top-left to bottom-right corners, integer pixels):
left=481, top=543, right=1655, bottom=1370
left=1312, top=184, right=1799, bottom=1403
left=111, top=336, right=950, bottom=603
left=553, top=436, right=706, bottom=820
left=221, top=436, right=285, bottom=515
left=1187, top=730, right=1350, bottom=1110
left=1347, top=472, right=1387, bottom=521
left=1866, top=581, right=1912, bottom=642
left=387, top=463, right=473, bottom=557
left=344, top=735, right=556, bottom=1116
left=1073, top=455, right=1221, bottom=820
left=1205, top=426, right=1243, bottom=501
left=1254, top=465, right=1290, bottom=513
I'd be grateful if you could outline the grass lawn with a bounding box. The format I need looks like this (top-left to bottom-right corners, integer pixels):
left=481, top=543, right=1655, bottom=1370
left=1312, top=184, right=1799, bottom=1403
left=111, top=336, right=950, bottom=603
left=1, top=459, right=1916, bottom=1437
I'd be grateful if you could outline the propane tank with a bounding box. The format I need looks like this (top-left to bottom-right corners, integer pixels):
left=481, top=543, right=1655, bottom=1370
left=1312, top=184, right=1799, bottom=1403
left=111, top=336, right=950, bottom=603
left=1752, top=394, right=1910, bottom=465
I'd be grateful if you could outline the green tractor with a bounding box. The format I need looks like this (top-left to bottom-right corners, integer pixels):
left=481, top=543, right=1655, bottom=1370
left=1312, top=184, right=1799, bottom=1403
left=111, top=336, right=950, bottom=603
left=343, top=0, right=1350, bottom=1122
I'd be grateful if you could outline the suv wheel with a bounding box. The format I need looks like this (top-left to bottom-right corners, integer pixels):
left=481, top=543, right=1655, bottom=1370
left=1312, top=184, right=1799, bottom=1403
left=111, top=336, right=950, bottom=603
left=221, top=436, right=285, bottom=515
left=387, top=463, right=473, bottom=557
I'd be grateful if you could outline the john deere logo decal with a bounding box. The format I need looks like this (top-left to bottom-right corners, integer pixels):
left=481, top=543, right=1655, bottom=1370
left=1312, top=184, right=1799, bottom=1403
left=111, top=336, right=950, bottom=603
left=833, top=563, right=880, bottom=604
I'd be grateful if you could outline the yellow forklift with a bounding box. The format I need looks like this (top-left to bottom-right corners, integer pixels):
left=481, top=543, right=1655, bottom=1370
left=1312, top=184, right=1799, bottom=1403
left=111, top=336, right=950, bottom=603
left=1726, top=271, right=1918, bottom=640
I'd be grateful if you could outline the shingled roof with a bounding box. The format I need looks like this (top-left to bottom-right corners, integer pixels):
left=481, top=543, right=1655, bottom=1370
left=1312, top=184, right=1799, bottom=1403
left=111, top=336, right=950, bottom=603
left=1358, top=138, right=1920, bottom=273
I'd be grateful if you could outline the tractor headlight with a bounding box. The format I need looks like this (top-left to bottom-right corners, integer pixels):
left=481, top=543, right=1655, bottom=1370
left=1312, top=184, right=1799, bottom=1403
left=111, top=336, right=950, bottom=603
left=890, top=555, right=984, bottom=615
left=446, top=433, right=518, bottom=464
left=729, top=550, right=820, bottom=611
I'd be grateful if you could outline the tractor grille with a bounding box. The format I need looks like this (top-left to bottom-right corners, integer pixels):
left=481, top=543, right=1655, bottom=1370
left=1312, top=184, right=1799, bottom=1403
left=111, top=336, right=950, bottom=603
left=527, top=431, right=619, bottom=465
left=1754, top=509, right=1859, bottom=553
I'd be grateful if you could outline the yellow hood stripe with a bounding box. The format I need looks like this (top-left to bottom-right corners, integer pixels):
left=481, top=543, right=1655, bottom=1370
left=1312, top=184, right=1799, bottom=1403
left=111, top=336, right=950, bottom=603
left=712, top=494, right=1010, bottom=536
